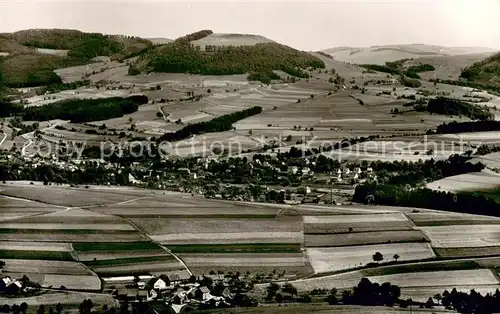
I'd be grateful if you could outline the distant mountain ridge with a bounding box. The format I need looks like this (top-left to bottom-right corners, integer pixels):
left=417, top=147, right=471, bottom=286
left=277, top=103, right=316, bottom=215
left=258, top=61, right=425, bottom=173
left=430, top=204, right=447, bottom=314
left=322, top=44, right=498, bottom=65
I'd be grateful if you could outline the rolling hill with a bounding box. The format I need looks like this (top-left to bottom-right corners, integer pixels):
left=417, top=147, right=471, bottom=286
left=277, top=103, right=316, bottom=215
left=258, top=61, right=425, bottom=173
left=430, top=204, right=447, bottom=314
left=129, top=30, right=325, bottom=83
left=0, top=29, right=154, bottom=88
left=322, top=44, right=497, bottom=65
left=461, top=52, right=500, bottom=87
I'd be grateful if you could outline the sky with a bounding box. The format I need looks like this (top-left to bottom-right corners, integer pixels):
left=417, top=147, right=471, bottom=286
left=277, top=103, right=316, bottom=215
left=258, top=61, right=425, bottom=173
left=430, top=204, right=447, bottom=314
left=0, top=0, right=499, bottom=51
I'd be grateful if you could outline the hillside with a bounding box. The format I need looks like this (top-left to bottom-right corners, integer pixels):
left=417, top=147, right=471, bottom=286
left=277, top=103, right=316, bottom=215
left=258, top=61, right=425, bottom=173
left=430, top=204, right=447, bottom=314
left=0, top=29, right=156, bottom=88
left=461, top=52, right=500, bottom=87
left=322, top=44, right=497, bottom=65
left=2, top=29, right=153, bottom=60
left=0, top=52, right=88, bottom=87
left=191, top=33, right=275, bottom=51
left=130, top=36, right=325, bottom=83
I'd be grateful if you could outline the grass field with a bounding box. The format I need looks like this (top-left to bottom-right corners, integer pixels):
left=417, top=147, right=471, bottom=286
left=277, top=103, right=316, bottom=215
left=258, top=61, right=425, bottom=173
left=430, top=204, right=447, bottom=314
left=0, top=250, right=74, bottom=261
left=419, top=225, right=500, bottom=248
left=406, top=212, right=500, bottom=226
left=180, top=252, right=311, bottom=278
left=368, top=269, right=500, bottom=287
left=306, top=243, right=435, bottom=274
left=305, top=230, right=429, bottom=247
left=167, top=243, right=301, bottom=254
left=360, top=260, right=480, bottom=276
left=85, top=255, right=175, bottom=267
left=435, top=247, right=500, bottom=258
left=303, top=213, right=415, bottom=234
left=73, top=241, right=162, bottom=252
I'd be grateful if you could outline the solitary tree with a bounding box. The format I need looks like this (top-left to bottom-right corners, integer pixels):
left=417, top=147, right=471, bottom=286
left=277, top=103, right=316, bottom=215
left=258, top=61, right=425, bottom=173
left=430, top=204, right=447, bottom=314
left=393, top=254, right=400, bottom=262
left=156, top=112, right=163, bottom=119
left=434, top=293, right=442, bottom=305
left=373, top=252, right=384, bottom=264
left=348, top=227, right=353, bottom=233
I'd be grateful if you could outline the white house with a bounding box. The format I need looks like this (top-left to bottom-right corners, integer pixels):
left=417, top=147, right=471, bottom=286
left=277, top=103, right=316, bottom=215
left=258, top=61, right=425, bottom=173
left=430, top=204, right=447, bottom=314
left=153, top=278, right=168, bottom=290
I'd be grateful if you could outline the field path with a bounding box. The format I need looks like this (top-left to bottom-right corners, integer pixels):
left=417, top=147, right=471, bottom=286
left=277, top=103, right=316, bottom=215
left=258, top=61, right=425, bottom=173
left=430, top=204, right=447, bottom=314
left=122, top=215, right=194, bottom=276
left=0, top=133, right=7, bottom=147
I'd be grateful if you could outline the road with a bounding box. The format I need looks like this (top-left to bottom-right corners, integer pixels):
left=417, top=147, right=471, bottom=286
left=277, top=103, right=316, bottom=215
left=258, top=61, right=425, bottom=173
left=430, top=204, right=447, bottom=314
left=0, top=133, right=7, bottom=148
left=22, top=120, right=67, bottom=156
left=123, top=216, right=194, bottom=276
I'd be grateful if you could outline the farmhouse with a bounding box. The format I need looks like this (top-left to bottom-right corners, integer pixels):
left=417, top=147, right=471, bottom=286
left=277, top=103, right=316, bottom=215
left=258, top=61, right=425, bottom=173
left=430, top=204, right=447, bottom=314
left=0, top=277, right=23, bottom=294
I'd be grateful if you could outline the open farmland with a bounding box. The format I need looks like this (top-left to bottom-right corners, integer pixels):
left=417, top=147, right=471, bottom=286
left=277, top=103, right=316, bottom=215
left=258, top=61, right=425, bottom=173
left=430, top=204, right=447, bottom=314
left=406, top=211, right=500, bottom=226
left=306, top=243, right=435, bottom=274
left=426, top=169, right=500, bottom=192
left=368, top=269, right=499, bottom=287
left=133, top=216, right=302, bottom=244
left=0, top=183, right=142, bottom=207
left=42, top=274, right=101, bottom=291
left=88, top=258, right=184, bottom=277
left=0, top=195, right=60, bottom=221
left=419, top=225, right=500, bottom=248
left=0, top=206, right=145, bottom=243
left=101, top=196, right=283, bottom=217
left=303, top=213, right=414, bottom=234
left=305, top=230, right=428, bottom=247
left=180, top=253, right=312, bottom=278
left=0, top=259, right=100, bottom=290
left=0, top=291, right=116, bottom=306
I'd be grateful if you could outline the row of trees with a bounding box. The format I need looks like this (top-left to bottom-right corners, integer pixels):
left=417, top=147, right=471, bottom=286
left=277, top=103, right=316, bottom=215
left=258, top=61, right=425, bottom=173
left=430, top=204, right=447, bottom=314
left=22, top=95, right=148, bottom=123
left=426, top=97, right=493, bottom=121
left=175, top=30, right=214, bottom=43
left=434, top=120, right=500, bottom=134
left=158, top=106, right=262, bottom=142
left=354, top=182, right=500, bottom=216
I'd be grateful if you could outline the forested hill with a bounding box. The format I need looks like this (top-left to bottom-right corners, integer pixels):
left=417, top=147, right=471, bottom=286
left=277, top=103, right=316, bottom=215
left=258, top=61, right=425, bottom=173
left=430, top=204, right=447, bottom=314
left=461, top=52, right=500, bottom=88
left=129, top=40, right=325, bottom=82
left=2, top=29, right=153, bottom=59
left=0, top=29, right=154, bottom=88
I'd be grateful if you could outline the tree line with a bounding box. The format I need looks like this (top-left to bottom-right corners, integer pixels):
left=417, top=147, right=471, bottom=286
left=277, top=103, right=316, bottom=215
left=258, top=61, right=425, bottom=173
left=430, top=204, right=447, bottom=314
left=420, top=97, right=494, bottom=121
left=432, top=120, right=500, bottom=134
left=158, top=106, right=262, bottom=142
left=175, top=30, right=214, bottom=43
left=22, top=95, right=148, bottom=123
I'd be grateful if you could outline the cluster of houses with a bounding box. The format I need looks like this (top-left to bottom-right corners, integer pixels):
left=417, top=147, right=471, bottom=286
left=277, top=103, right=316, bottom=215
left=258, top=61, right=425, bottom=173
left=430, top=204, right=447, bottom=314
left=112, top=273, right=250, bottom=312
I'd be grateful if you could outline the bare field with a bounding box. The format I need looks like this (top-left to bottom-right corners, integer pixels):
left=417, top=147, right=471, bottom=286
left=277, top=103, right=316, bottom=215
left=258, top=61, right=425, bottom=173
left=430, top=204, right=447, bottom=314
left=303, top=213, right=414, bottom=234
left=368, top=269, right=500, bottom=287
left=419, top=225, right=500, bottom=248
left=180, top=253, right=307, bottom=267
left=0, top=222, right=134, bottom=231
left=91, top=261, right=184, bottom=276
left=306, top=243, right=435, bottom=274
left=0, top=195, right=61, bottom=213
left=181, top=253, right=312, bottom=277
left=0, top=259, right=93, bottom=276
left=102, top=197, right=282, bottom=217
left=133, top=216, right=301, bottom=244
left=305, top=230, right=428, bottom=247
left=75, top=251, right=171, bottom=262
left=133, top=217, right=301, bottom=235
left=0, top=291, right=115, bottom=306
left=0, top=232, right=144, bottom=242
left=426, top=170, right=500, bottom=192
left=0, top=184, right=140, bottom=207
left=0, top=241, right=72, bottom=252
left=151, top=232, right=302, bottom=245
left=435, top=247, right=500, bottom=258
left=406, top=212, right=500, bottom=226
left=42, top=274, right=101, bottom=291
